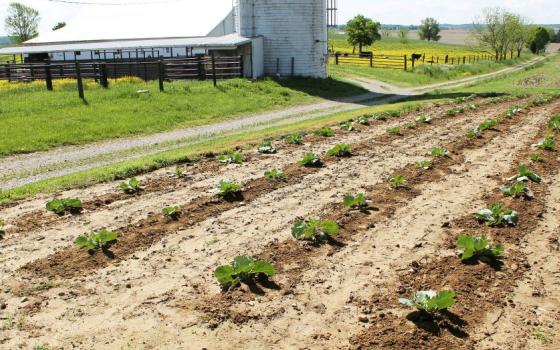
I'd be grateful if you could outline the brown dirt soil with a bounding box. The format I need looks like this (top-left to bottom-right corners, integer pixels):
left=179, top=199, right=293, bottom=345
left=1, top=95, right=559, bottom=350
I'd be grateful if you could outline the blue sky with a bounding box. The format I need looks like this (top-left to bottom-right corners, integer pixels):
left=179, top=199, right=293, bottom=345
left=1, top=0, right=558, bottom=36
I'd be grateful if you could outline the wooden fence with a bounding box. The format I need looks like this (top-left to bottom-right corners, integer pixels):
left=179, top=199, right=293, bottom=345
left=329, top=52, right=498, bottom=70
left=0, top=54, right=243, bottom=98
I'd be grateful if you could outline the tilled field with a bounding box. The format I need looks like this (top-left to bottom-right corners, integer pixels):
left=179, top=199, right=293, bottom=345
left=1, top=94, right=559, bottom=349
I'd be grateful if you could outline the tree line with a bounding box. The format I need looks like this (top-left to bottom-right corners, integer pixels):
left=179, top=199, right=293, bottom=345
left=3, top=2, right=65, bottom=44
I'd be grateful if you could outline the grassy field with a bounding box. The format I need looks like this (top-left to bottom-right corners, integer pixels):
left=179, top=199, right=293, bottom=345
left=0, top=76, right=364, bottom=157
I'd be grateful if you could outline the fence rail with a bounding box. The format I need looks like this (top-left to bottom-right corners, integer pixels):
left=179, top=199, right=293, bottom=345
left=329, top=52, right=498, bottom=70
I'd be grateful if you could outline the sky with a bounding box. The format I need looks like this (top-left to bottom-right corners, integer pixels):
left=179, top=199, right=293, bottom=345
left=0, top=0, right=558, bottom=37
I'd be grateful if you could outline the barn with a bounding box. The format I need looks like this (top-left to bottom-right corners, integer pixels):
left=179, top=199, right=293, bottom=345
left=0, top=0, right=328, bottom=79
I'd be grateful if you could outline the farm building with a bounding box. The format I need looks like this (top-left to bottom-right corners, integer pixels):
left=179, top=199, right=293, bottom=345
left=0, top=0, right=328, bottom=79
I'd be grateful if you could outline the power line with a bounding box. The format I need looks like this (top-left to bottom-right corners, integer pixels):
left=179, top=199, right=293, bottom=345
left=47, top=0, right=182, bottom=5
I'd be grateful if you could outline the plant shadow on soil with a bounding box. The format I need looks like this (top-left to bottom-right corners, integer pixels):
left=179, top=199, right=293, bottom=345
left=462, top=256, right=504, bottom=271
left=226, top=275, right=281, bottom=296
left=406, top=310, right=469, bottom=339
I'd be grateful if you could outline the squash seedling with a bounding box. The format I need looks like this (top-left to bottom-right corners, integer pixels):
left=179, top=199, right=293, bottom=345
left=46, top=198, right=83, bottom=215
left=291, top=219, right=339, bottom=242
left=356, top=115, right=369, bottom=125
left=466, top=128, right=481, bottom=139
left=218, top=151, right=243, bottom=164
left=389, top=175, right=407, bottom=188
left=257, top=141, right=277, bottom=154
left=339, top=121, right=354, bottom=131
left=386, top=126, right=401, bottom=135
left=475, top=203, right=519, bottom=227
left=343, top=193, right=367, bottom=210
left=501, top=181, right=531, bottom=198
left=75, top=228, right=118, bottom=252
left=285, top=133, right=304, bottom=145
left=162, top=206, right=181, bottom=219
left=120, top=178, right=140, bottom=194
left=405, top=121, right=417, bottom=129
left=529, top=152, right=542, bottom=162
left=431, top=147, right=449, bottom=158
left=415, top=114, right=432, bottom=124
left=416, top=160, right=432, bottom=170
left=550, top=115, right=560, bottom=131
left=535, top=135, right=556, bottom=150
left=314, top=127, right=335, bottom=137
left=327, top=144, right=352, bottom=157
left=479, top=119, right=498, bottom=132
left=217, top=180, right=242, bottom=198
left=264, top=167, right=286, bottom=181
left=456, top=234, right=503, bottom=261
left=508, top=165, right=541, bottom=183
left=214, top=256, right=276, bottom=288
left=399, top=290, right=456, bottom=317
left=300, top=153, right=323, bottom=167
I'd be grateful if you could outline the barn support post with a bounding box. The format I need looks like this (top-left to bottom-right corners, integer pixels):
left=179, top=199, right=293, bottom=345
left=158, top=60, right=165, bottom=92
left=93, top=63, right=98, bottom=82
left=45, top=62, right=53, bottom=91
left=75, top=62, right=85, bottom=100
left=403, top=55, right=407, bottom=71
left=240, top=55, right=244, bottom=78
left=100, top=63, right=109, bottom=88
left=211, top=52, right=217, bottom=87
left=197, top=56, right=204, bottom=81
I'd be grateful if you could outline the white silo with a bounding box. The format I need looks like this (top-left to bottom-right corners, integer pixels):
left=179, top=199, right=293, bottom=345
left=235, top=0, right=328, bottom=78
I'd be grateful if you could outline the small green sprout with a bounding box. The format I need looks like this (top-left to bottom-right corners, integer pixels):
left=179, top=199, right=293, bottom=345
left=327, top=144, right=352, bottom=157
left=431, top=147, right=449, bottom=158
left=218, top=151, right=243, bottom=164
left=75, top=228, right=118, bottom=252
left=355, top=115, right=369, bottom=125
left=456, top=234, right=504, bottom=261
left=386, top=126, right=401, bottom=135
left=162, top=206, right=181, bottom=219
left=314, top=127, right=335, bottom=137
left=479, top=119, right=498, bottom=132
left=536, top=135, right=556, bottom=150
left=466, top=128, right=481, bottom=139
left=214, top=256, right=275, bottom=288
left=300, top=153, right=323, bottom=167
left=257, top=141, right=277, bottom=154
left=416, top=160, right=432, bottom=170
left=285, top=133, right=304, bottom=145
left=217, top=180, right=242, bottom=198
left=415, top=114, right=432, bottom=123
left=389, top=175, right=407, bottom=188
left=508, top=165, right=542, bottom=183
left=405, top=121, right=417, bottom=129
left=475, top=203, right=519, bottom=227
left=264, top=167, right=286, bottom=180
left=340, top=121, right=354, bottom=131
left=399, top=290, right=456, bottom=316
left=291, top=219, right=339, bottom=242
left=46, top=198, right=83, bottom=215
left=119, top=178, right=140, bottom=194
left=343, top=193, right=367, bottom=209
left=529, top=152, right=542, bottom=162
left=549, top=115, right=560, bottom=131
left=501, top=181, right=530, bottom=198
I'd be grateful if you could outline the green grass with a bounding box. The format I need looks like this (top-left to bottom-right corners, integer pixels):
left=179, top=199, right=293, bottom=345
left=0, top=76, right=364, bottom=157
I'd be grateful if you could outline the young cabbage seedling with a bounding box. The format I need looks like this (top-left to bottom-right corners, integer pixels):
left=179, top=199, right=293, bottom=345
left=356, top=115, right=370, bottom=125
left=479, top=119, right=498, bottom=132
left=175, top=166, right=186, bottom=178
left=529, top=152, right=542, bottom=162
left=389, top=175, right=407, bottom=188
left=536, top=135, right=556, bottom=151
left=466, top=128, right=481, bottom=139
left=264, top=167, right=286, bottom=180
left=405, top=121, right=417, bottom=129
left=314, top=127, right=335, bottom=137
left=371, top=113, right=388, bottom=121
left=75, top=228, right=118, bottom=252
left=415, top=114, right=432, bottom=123
left=416, top=160, right=432, bottom=170
left=257, top=141, right=277, bottom=154
left=214, top=256, right=276, bottom=288
left=508, top=165, right=542, bottom=183
left=475, top=203, right=519, bottom=227
left=431, top=147, right=449, bottom=158
left=46, top=198, right=83, bottom=215
left=456, top=234, right=503, bottom=261
left=162, top=206, right=181, bottom=219
left=291, top=219, right=339, bottom=242
left=218, top=151, right=243, bottom=164
left=120, top=178, right=140, bottom=194
left=285, top=133, right=304, bottom=145
left=386, top=126, right=401, bottom=135
left=339, top=121, right=354, bottom=131
left=505, top=106, right=522, bottom=118
left=550, top=115, right=560, bottom=131
left=217, top=180, right=242, bottom=198
left=327, top=144, right=352, bottom=157
left=501, top=181, right=530, bottom=198
left=343, top=193, right=367, bottom=210
left=300, top=153, right=323, bottom=167
left=399, top=290, right=456, bottom=316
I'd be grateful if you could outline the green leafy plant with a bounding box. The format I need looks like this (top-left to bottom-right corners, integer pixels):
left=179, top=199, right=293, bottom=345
left=456, top=234, right=504, bottom=261
left=340, top=121, right=354, bottom=131
left=446, top=107, right=464, bottom=116
left=475, top=203, right=519, bottom=227
left=416, top=160, right=432, bottom=170
left=314, top=127, right=335, bottom=137
left=285, top=133, right=304, bottom=145
left=300, top=153, right=323, bottom=167
left=356, top=115, right=369, bottom=125
left=399, top=290, right=456, bottom=316
left=389, top=175, right=407, bottom=188
left=550, top=115, right=560, bottom=131
left=264, top=167, right=286, bottom=180
left=74, top=228, right=118, bottom=252
left=536, top=135, right=556, bottom=150
left=505, top=106, right=522, bottom=118
left=371, top=113, right=388, bottom=121
left=46, top=198, right=83, bottom=215
left=257, top=141, right=277, bottom=154
left=479, top=119, right=498, bottom=132
left=501, top=181, right=530, bottom=198
left=119, top=178, right=140, bottom=194
left=291, top=219, right=339, bottom=242
left=217, top=180, right=242, bottom=198
left=529, top=152, right=542, bottom=162
left=343, top=193, right=367, bottom=210
left=431, top=147, right=449, bottom=158
left=0, top=218, right=5, bottom=235
left=214, top=256, right=276, bottom=288
left=175, top=166, right=186, bottom=178
left=405, top=121, right=417, bottom=129
left=218, top=151, right=243, bottom=164
left=467, top=103, right=479, bottom=110
left=508, top=165, right=542, bottom=183
left=162, top=206, right=181, bottom=219
left=386, top=126, right=401, bottom=135
left=415, top=114, right=432, bottom=123
left=327, top=143, right=352, bottom=157
left=466, top=128, right=481, bottom=139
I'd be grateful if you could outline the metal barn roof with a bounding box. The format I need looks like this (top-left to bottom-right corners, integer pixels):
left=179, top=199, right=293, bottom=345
left=0, top=34, right=252, bottom=55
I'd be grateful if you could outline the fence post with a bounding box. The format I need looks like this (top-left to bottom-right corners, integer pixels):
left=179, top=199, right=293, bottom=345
left=93, top=63, right=98, bottom=83
left=45, top=62, right=53, bottom=91
left=158, top=60, right=164, bottom=92
left=100, top=63, right=108, bottom=88
left=451, top=57, right=454, bottom=64
left=445, top=55, right=448, bottom=64
left=463, top=56, right=466, bottom=64
left=211, top=52, right=217, bottom=87
left=197, top=56, right=204, bottom=81
left=5, top=64, right=10, bottom=82
left=422, top=54, right=425, bottom=63
left=75, top=62, right=85, bottom=99
left=335, top=52, right=339, bottom=65
left=411, top=56, right=415, bottom=69
left=404, top=55, right=407, bottom=71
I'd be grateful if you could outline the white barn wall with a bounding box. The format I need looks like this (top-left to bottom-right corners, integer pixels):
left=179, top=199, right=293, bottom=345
left=236, top=0, right=327, bottom=78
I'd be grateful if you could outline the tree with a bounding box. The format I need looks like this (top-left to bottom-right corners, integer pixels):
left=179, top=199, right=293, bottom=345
left=4, top=2, right=40, bottom=43
left=398, top=28, right=409, bottom=44
left=509, top=16, right=530, bottom=58
left=346, top=15, right=381, bottom=54
left=418, top=17, right=441, bottom=41
left=527, top=27, right=550, bottom=54
left=52, top=22, right=66, bottom=31
left=473, top=8, right=513, bottom=61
